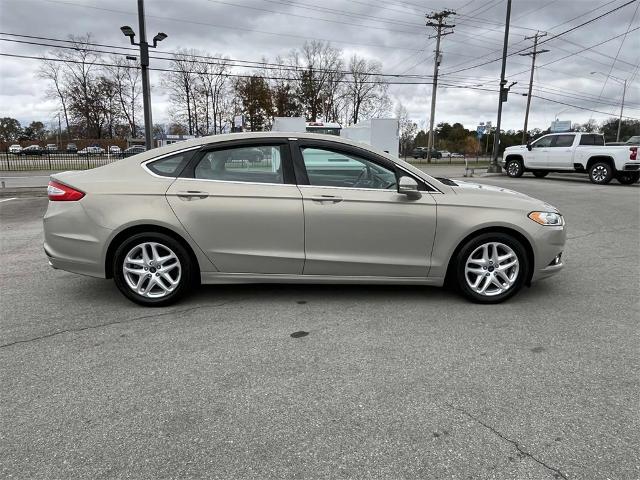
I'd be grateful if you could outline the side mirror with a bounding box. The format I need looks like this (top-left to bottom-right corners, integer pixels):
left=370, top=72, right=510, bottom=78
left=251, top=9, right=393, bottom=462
left=526, top=142, right=532, bottom=151
left=398, top=176, right=422, bottom=200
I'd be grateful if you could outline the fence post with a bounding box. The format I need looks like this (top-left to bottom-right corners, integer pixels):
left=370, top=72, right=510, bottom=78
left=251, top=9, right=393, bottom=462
left=47, top=152, right=52, bottom=170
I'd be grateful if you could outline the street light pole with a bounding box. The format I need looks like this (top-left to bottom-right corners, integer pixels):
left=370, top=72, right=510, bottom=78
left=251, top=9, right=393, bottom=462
left=120, top=0, right=167, bottom=150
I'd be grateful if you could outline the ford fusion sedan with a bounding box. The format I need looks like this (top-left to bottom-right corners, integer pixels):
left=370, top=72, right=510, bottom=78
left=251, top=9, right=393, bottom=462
left=44, top=133, right=566, bottom=306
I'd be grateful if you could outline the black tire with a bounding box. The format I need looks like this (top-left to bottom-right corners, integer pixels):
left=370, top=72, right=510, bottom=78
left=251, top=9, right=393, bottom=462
left=505, top=158, right=524, bottom=178
left=532, top=171, right=548, bottom=178
left=616, top=172, right=640, bottom=185
left=454, top=232, right=529, bottom=304
left=113, top=232, right=194, bottom=307
left=588, top=161, right=613, bottom=185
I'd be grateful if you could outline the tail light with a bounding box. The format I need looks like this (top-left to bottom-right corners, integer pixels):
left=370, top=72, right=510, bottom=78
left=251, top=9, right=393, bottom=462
left=47, top=180, right=85, bottom=201
left=630, top=147, right=637, bottom=161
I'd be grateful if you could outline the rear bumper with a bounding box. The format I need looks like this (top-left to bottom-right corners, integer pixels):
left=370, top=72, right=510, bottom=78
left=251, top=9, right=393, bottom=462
left=621, top=163, right=640, bottom=171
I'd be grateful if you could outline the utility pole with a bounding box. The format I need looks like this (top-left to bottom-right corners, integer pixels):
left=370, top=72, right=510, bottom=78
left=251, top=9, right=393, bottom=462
left=425, top=10, right=455, bottom=163
left=488, top=0, right=513, bottom=173
left=617, top=78, right=627, bottom=142
left=519, top=32, right=549, bottom=143
left=56, top=113, right=62, bottom=149
left=120, top=0, right=167, bottom=150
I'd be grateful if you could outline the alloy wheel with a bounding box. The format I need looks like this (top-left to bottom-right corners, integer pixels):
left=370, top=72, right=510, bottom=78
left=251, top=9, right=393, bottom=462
left=507, top=161, right=521, bottom=176
left=122, top=242, right=182, bottom=298
left=592, top=165, right=608, bottom=183
left=464, top=242, right=520, bottom=297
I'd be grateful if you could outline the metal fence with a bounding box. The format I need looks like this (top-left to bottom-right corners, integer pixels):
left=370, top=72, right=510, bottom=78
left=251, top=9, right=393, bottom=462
left=404, top=154, right=491, bottom=165
left=0, top=152, right=122, bottom=171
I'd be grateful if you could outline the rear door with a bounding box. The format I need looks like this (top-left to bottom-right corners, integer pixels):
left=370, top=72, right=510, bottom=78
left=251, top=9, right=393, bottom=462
left=165, top=138, right=304, bottom=274
left=546, top=134, right=576, bottom=169
left=292, top=139, right=437, bottom=278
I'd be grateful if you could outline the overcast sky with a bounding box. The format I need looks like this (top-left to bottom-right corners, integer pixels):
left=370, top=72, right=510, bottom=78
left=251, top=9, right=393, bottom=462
left=0, top=0, right=638, bottom=133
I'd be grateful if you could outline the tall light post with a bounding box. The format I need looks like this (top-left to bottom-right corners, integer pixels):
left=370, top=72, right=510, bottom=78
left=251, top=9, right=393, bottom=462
left=591, top=71, right=627, bottom=142
left=120, top=0, right=167, bottom=150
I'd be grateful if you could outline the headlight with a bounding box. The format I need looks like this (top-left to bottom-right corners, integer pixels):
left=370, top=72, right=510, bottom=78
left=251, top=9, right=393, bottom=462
left=528, top=211, right=564, bottom=226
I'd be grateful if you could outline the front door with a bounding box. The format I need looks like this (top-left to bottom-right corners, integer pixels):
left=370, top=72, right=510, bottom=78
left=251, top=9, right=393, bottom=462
left=546, top=133, right=576, bottom=169
left=166, top=140, right=304, bottom=274
left=293, top=142, right=437, bottom=278
left=527, top=135, right=554, bottom=167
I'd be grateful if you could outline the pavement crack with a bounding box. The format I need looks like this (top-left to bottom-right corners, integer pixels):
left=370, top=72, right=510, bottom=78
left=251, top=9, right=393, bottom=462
left=445, top=402, right=569, bottom=480
left=0, top=298, right=245, bottom=349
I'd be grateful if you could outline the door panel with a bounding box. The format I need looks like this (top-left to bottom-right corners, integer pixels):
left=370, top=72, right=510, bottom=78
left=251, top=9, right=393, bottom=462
left=300, top=186, right=437, bottom=277
left=165, top=142, right=303, bottom=274
left=546, top=134, right=576, bottom=168
left=167, top=180, right=304, bottom=273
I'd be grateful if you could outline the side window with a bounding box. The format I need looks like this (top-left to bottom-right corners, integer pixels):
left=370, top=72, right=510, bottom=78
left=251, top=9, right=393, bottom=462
left=552, top=135, right=575, bottom=147
left=532, top=136, right=553, bottom=148
left=579, top=135, right=594, bottom=146
left=594, top=135, right=605, bottom=146
left=301, top=147, right=397, bottom=190
left=194, top=145, right=284, bottom=184
left=146, top=151, right=193, bottom=177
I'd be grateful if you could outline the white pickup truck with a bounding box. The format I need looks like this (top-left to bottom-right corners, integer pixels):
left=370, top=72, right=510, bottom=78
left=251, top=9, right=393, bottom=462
left=501, top=132, right=639, bottom=185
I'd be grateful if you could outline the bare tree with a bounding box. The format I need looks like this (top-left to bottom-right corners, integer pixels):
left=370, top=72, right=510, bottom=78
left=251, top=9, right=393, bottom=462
left=162, top=50, right=199, bottom=135
left=290, top=41, right=343, bottom=122
left=39, top=60, right=70, bottom=136
left=345, top=55, right=390, bottom=125
left=106, top=56, right=141, bottom=138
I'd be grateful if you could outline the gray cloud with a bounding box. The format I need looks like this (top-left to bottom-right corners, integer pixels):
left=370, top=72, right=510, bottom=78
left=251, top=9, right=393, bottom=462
left=0, top=0, right=638, bottom=132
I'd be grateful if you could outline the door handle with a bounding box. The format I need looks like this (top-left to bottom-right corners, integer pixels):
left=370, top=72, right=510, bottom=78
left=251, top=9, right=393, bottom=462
left=176, top=190, right=209, bottom=200
left=309, top=195, right=343, bottom=204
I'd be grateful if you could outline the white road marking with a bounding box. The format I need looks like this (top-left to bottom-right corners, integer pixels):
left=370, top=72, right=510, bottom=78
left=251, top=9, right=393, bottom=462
left=0, top=197, right=18, bottom=203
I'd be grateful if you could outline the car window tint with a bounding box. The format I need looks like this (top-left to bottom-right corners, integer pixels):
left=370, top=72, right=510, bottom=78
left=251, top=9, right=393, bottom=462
left=579, top=135, right=594, bottom=146
left=301, top=147, right=397, bottom=190
left=533, top=136, right=553, bottom=148
left=552, top=135, right=575, bottom=147
left=147, top=152, right=191, bottom=177
left=194, top=145, right=283, bottom=184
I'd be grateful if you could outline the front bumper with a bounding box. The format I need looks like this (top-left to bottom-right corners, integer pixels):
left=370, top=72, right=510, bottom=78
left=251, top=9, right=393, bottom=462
left=530, top=224, right=566, bottom=282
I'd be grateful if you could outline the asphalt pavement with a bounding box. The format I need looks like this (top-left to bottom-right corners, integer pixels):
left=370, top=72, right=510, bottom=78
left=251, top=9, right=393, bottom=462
left=0, top=175, right=638, bottom=479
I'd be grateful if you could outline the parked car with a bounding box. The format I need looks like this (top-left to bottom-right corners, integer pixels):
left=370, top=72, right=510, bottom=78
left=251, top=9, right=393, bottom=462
left=8, top=144, right=22, bottom=154
left=123, top=145, right=147, bottom=157
left=502, top=132, right=639, bottom=184
left=78, top=146, right=105, bottom=156
left=607, top=135, right=640, bottom=146
left=451, top=152, right=465, bottom=158
left=66, top=143, right=78, bottom=153
left=46, top=144, right=58, bottom=152
left=440, top=150, right=451, bottom=157
left=411, top=147, right=442, bottom=159
left=44, top=132, right=566, bottom=307
left=109, top=146, right=122, bottom=154
left=20, top=145, right=42, bottom=155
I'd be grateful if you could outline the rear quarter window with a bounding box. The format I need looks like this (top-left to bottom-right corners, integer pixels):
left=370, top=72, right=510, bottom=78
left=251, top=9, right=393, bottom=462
left=146, top=150, right=194, bottom=177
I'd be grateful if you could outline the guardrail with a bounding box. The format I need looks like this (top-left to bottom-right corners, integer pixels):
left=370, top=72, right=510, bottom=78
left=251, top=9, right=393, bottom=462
left=0, top=152, right=123, bottom=171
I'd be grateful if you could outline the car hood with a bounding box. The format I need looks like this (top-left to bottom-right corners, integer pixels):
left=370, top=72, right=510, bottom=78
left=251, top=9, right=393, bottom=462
left=504, top=144, right=527, bottom=151
left=448, top=179, right=559, bottom=212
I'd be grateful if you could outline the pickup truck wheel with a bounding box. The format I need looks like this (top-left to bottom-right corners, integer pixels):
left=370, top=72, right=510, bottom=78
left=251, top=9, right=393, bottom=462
left=505, top=158, right=524, bottom=178
left=616, top=172, right=639, bottom=184
left=589, top=162, right=613, bottom=185
left=533, top=171, right=548, bottom=178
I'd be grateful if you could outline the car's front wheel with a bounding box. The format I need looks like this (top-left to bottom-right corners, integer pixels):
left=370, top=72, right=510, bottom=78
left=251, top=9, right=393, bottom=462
left=113, top=232, right=193, bottom=306
left=505, top=158, right=524, bottom=177
left=455, top=233, right=528, bottom=303
left=616, top=172, right=639, bottom=184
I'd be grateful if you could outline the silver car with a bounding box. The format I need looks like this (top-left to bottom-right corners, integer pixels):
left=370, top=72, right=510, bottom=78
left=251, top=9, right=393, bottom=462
left=44, top=133, right=566, bottom=306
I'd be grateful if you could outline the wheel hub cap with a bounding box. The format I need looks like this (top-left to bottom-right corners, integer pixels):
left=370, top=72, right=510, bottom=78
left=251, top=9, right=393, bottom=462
left=465, top=242, right=519, bottom=297
left=123, top=242, right=181, bottom=298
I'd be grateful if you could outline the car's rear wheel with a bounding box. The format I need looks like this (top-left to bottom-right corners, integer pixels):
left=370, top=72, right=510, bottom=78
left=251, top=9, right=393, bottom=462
left=532, top=171, right=548, bottom=178
left=505, top=158, right=524, bottom=177
left=588, top=162, right=613, bottom=184
left=616, top=172, right=639, bottom=184
left=455, top=233, right=528, bottom=303
left=113, top=232, right=193, bottom=306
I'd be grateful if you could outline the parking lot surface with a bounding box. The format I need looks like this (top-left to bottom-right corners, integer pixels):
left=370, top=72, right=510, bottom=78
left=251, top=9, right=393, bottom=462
left=1, top=174, right=638, bottom=479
